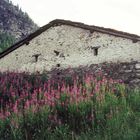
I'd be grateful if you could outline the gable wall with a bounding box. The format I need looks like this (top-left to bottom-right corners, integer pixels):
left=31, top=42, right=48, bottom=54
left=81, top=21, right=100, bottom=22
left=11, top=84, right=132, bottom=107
left=0, top=25, right=140, bottom=73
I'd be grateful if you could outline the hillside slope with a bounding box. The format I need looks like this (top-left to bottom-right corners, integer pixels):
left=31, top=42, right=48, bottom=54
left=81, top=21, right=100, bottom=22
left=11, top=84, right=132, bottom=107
left=0, top=0, right=38, bottom=52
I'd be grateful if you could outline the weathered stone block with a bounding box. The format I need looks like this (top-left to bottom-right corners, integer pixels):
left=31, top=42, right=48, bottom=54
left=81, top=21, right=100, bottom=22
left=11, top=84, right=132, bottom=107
left=135, top=63, right=140, bottom=69
left=124, top=70, right=132, bottom=73
left=130, top=78, right=140, bottom=83
left=129, top=65, right=135, bottom=70
left=136, top=69, right=140, bottom=73
left=136, top=73, right=140, bottom=78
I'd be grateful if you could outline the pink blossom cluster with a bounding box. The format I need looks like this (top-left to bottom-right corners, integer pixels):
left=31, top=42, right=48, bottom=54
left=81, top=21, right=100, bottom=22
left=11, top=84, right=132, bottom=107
left=0, top=71, right=124, bottom=120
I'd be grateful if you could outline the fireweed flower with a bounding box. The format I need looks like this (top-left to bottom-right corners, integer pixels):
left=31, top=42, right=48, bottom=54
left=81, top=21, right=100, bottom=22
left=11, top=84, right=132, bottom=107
left=13, top=101, right=18, bottom=114
left=0, top=71, right=124, bottom=120
left=25, top=100, right=30, bottom=109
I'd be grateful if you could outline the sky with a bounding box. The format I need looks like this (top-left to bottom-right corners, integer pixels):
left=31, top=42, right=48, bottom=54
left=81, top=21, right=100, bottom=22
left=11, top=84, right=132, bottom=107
left=11, top=0, right=140, bottom=36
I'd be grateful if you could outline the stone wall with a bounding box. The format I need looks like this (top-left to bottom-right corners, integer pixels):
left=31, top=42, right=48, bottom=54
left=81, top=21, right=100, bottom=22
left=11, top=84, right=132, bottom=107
left=0, top=25, right=140, bottom=73
left=89, top=61, right=140, bottom=87
left=49, top=61, right=140, bottom=88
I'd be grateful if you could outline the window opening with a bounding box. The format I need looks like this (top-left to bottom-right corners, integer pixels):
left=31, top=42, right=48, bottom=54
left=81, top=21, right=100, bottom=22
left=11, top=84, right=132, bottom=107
left=94, top=48, right=98, bottom=56
left=57, top=64, right=60, bottom=67
left=32, top=54, right=41, bottom=62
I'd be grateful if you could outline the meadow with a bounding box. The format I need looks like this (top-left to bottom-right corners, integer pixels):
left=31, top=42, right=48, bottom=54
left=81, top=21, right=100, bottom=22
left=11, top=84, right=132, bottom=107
left=0, top=70, right=140, bottom=140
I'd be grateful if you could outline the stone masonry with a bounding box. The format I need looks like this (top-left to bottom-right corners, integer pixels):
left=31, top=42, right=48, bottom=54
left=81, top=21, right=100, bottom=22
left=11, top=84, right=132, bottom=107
left=48, top=61, right=140, bottom=88
left=0, top=25, right=140, bottom=72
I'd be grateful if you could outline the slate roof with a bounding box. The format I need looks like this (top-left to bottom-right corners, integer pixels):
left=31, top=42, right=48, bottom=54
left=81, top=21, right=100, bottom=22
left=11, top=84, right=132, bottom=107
left=0, top=19, right=140, bottom=59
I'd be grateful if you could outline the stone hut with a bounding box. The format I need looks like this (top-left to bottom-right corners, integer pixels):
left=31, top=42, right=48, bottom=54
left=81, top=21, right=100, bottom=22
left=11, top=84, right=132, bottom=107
left=0, top=19, right=140, bottom=86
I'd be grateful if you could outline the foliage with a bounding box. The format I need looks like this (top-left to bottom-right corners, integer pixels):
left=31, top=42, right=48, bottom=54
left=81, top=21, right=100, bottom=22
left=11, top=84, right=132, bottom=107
left=0, top=32, right=15, bottom=53
left=0, top=71, right=139, bottom=139
left=0, top=0, right=38, bottom=53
